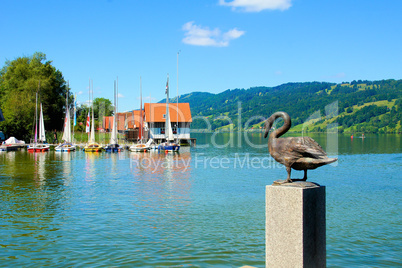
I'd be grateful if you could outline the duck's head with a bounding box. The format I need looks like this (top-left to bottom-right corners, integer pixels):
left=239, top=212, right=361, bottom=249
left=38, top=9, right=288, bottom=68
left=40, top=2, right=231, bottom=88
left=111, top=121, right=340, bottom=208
left=264, top=117, right=274, bottom=138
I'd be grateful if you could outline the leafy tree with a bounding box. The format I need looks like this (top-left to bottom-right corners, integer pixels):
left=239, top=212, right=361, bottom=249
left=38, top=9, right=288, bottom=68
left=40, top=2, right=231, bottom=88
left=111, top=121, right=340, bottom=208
left=74, top=98, right=113, bottom=131
left=93, top=97, right=114, bottom=120
left=0, top=52, right=68, bottom=141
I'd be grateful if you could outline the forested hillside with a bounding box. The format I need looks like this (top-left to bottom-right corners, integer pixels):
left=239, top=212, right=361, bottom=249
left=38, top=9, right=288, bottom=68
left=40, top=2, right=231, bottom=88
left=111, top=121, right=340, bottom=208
left=164, top=79, right=402, bottom=133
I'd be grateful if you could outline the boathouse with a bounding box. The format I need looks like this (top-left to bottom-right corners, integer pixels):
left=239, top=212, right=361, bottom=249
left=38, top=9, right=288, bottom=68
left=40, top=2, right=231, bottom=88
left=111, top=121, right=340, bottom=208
left=144, top=103, right=193, bottom=144
left=102, top=103, right=194, bottom=144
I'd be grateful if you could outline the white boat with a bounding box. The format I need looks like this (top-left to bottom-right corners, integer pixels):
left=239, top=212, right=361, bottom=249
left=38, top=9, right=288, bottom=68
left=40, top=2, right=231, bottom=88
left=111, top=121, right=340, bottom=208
left=105, top=79, right=123, bottom=152
left=0, top=137, right=25, bottom=151
left=129, top=77, right=150, bottom=152
left=28, top=90, right=49, bottom=152
left=130, top=138, right=154, bottom=152
left=84, top=80, right=104, bottom=152
left=158, top=74, right=180, bottom=152
left=56, top=85, right=76, bottom=152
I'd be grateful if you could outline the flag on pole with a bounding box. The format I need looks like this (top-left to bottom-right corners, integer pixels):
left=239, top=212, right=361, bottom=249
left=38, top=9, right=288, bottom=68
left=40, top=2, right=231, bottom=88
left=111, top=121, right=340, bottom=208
left=85, top=112, right=90, bottom=133
left=73, top=94, right=77, bottom=126
left=165, top=79, right=169, bottom=94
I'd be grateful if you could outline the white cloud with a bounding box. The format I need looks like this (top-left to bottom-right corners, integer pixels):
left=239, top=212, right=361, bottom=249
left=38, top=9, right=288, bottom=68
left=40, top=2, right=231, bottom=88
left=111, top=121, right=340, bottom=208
left=219, top=0, right=292, bottom=12
left=77, top=91, right=83, bottom=95
left=182, top=21, right=245, bottom=47
left=117, top=93, right=124, bottom=98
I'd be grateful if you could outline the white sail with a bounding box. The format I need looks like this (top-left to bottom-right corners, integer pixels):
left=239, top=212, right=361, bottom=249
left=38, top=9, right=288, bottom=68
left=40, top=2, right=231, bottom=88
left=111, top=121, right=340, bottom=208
left=166, top=108, right=174, bottom=141
left=61, top=107, right=71, bottom=142
left=90, top=111, right=95, bottom=143
left=165, top=74, right=174, bottom=142
left=110, top=117, right=117, bottom=144
left=39, top=103, right=46, bottom=142
left=89, top=79, right=95, bottom=143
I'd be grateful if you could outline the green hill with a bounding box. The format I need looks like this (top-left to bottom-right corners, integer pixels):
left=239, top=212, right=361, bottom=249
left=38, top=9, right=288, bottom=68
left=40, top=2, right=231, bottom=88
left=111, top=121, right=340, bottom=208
left=163, top=79, right=402, bottom=134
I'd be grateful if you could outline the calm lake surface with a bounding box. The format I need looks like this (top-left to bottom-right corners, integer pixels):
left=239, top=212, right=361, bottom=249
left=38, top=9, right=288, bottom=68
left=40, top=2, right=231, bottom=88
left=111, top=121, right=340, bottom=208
left=1, top=133, right=401, bottom=267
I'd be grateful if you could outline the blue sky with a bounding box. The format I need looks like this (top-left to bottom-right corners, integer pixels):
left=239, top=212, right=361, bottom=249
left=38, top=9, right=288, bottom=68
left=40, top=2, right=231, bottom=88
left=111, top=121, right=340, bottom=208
left=1, top=0, right=401, bottom=112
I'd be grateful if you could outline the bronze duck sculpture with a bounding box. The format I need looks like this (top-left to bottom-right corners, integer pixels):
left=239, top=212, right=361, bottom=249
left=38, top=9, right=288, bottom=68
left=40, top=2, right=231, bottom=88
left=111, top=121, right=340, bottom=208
left=264, top=111, right=337, bottom=183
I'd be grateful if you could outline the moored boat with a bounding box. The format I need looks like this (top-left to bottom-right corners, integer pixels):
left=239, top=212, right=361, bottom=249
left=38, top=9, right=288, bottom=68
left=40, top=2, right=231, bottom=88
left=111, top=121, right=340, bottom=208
left=158, top=74, right=180, bottom=152
left=83, top=143, right=104, bottom=152
left=83, top=80, right=104, bottom=153
left=129, top=77, right=150, bottom=152
left=55, top=143, right=76, bottom=152
left=55, top=84, right=76, bottom=152
left=158, top=141, right=180, bottom=152
left=105, top=79, right=123, bottom=153
left=0, top=137, right=25, bottom=152
left=28, top=143, right=50, bottom=152
left=28, top=89, right=49, bottom=152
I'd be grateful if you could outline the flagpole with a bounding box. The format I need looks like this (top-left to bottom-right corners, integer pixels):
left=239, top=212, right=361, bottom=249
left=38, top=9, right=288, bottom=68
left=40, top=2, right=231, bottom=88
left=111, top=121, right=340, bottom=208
left=66, top=81, right=69, bottom=143
left=116, top=76, right=119, bottom=145
left=140, top=76, right=143, bottom=142
left=73, top=93, right=76, bottom=143
left=177, top=51, right=180, bottom=142
left=88, top=78, right=90, bottom=142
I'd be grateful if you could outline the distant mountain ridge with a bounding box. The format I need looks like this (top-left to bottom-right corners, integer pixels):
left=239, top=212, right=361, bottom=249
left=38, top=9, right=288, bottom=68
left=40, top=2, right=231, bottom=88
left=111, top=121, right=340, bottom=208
left=160, top=79, right=402, bottom=133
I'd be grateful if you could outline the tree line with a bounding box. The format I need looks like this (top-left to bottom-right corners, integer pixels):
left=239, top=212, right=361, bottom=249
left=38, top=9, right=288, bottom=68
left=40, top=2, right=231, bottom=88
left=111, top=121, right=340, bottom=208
left=1, top=53, right=401, bottom=142
left=0, top=53, right=114, bottom=141
left=173, top=80, right=402, bottom=133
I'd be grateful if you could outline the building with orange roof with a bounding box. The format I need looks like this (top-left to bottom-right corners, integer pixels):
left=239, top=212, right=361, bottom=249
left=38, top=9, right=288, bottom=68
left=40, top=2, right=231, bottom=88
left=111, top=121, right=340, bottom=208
left=144, top=103, right=192, bottom=142
left=103, top=110, right=144, bottom=132
left=102, top=103, right=193, bottom=143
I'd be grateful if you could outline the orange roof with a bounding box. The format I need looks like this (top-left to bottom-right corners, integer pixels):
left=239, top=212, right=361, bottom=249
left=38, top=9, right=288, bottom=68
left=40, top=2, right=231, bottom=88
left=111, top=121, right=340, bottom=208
left=144, top=103, right=192, bottom=123
left=103, top=110, right=144, bottom=131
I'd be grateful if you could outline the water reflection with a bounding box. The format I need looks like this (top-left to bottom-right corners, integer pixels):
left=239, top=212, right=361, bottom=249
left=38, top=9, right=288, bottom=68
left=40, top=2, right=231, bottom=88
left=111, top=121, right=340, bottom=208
left=0, top=151, right=67, bottom=261
left=192, top=132, right=402, bottom=155
left=129, top=150, right=192, bottom=203
left=0, top=134, right=401, bottom=267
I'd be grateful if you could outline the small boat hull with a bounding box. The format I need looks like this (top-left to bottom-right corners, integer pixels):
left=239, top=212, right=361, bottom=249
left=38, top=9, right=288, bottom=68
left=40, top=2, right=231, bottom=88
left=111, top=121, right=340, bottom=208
left=158, top=142, right=180, bottom=152
left=129, top=144, right=149, bottom=152
left=0, top=145, right=20, bottom=152
left=55, top=143, right=76, bottom=152
left=105, top=144, right=123, bottom=152
left=28, top=144, right=50, bottom=152
left=83, top=143, right=104, bottom=152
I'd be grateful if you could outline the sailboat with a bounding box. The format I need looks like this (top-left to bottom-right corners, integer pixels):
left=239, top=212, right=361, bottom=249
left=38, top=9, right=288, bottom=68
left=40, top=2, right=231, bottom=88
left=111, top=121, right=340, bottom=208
left=105, top=80, right=123, bottom=152
left=130, top=77, right=150, bottom=152
left=28, top=90, right=50, bottom=152
left=158, top=74, right=180, bottom=152
left=56, top=84, right=76, bottom=152
left=84, top=80, right=104, bottom=152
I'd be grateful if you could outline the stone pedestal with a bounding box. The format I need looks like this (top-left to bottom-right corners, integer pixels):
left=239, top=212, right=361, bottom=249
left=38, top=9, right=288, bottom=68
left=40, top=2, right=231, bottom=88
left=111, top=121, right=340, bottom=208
left=266, top=184, right=326, bottom=268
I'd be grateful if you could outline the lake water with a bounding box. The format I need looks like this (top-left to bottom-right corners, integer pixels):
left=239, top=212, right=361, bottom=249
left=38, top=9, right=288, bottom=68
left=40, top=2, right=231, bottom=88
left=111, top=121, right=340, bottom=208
left=0, top=133, right=401, bottom=267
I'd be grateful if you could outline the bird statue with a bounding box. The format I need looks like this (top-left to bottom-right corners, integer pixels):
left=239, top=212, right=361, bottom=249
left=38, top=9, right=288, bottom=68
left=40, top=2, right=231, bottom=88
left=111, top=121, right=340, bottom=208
left=264, top=111, right=337, bottom=183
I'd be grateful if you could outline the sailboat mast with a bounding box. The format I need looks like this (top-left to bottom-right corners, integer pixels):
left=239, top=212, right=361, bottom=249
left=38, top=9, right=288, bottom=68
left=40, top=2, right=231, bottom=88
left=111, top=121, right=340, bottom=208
left=177, top=51, right=179, bottom=141
left=91, top=79, right=95, bottom=143
left=73, top=93, right=76, bottom=143
left=91, top=80, right=94, bottom=121
left=66, top=82, right=69, bottom=142
left=35, top=91, right=38, bottom=143
left=166, top=73, right=169, bottom=135
left=62, top=81, right=71, bottom=143
left=149, top=93, right=152, bottom=139
left=116, top=76, right=119, bottom=144
left=66, top=81, right=69, bottom=113
left=140, top=76, right=143, bottom=141
left=88, top=78, right=91, bottom=141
